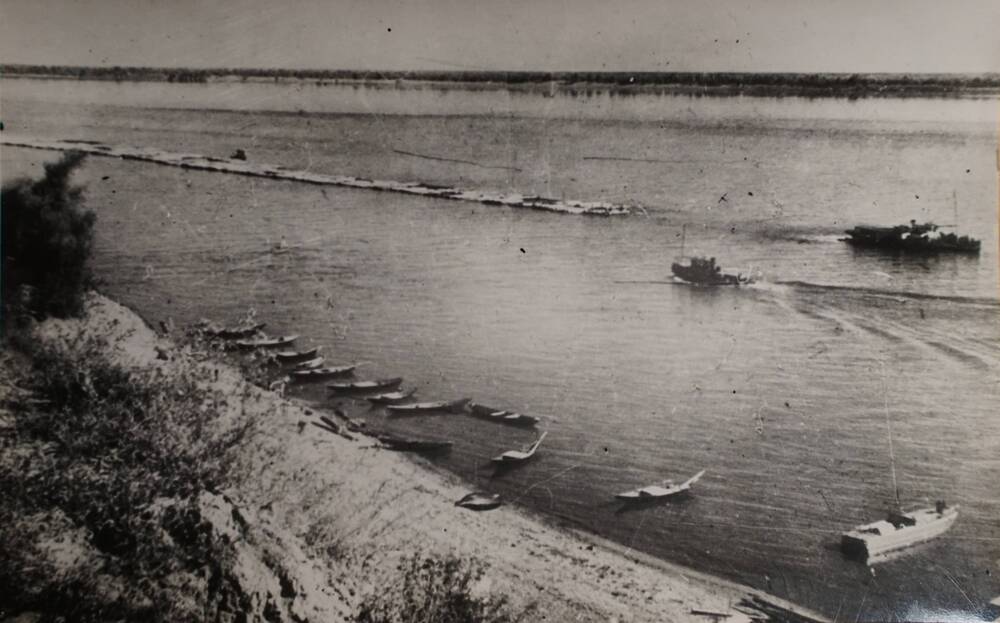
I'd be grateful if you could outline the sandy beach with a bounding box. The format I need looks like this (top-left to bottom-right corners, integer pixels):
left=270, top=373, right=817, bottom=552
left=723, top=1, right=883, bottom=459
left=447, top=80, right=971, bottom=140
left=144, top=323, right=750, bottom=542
left=24, top=291, right=830, bottom=622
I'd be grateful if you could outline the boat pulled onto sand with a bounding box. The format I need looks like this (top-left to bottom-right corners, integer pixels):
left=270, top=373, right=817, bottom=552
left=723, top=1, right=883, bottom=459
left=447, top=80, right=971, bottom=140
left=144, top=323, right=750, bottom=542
left=842, top=221, right=980, bottom=254
left=841, top=502, right=958, bottom=563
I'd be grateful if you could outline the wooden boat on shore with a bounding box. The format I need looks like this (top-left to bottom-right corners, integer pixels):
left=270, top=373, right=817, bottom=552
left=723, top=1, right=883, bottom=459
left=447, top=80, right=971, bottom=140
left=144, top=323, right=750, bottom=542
left=615, top=469, right=706, bottom=502
left=492, top=432, right=548, bottom=463
left=468, top=402, right=540, bottom=427
left=386, top=398, right=470, bottom=415
left=366, top=388, right=417, bottom=404
left=234, top=334, right=298, bottom=349
left=204, top=322, right=266, bottom=339
left=841, top=502, right=959, bottom=563
left=455, top=492, right=502, bottom=511
left=293, top=356, right=325, bottom=370
left=327, top=377, right=403, bottom=392
left=375, top=432, right=453, bottom=454
left=290, top=364, right=356, bottom=381
left=275, top=347, right=320, bottom=362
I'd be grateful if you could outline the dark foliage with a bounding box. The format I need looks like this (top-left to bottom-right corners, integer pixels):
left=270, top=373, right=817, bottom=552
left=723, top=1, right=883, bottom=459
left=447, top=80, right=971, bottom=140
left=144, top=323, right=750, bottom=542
left=356, top=554, right=531, bottom=623
left=2, top=151, right=96, bottom=318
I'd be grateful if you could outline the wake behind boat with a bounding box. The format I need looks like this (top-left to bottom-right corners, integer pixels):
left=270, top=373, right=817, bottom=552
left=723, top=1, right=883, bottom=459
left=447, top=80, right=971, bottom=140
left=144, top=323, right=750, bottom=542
left=841, top=502, right=959, bottom=563
left=616, top=469, right=706, bottom=502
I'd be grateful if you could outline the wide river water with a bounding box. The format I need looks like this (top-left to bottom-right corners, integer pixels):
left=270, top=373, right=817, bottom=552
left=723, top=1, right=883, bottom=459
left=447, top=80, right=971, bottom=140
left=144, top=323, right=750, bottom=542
left=3, top=78, right=999, bottom=621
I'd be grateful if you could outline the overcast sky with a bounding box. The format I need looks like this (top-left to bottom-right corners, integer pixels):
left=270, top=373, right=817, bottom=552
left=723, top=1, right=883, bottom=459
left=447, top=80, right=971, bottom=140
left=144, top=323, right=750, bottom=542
left=1, top=0, right=998, bottom=73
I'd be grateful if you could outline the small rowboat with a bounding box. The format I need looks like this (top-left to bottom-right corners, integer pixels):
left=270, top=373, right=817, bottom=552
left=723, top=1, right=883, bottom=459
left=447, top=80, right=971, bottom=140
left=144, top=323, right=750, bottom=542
left=455, top=492, right=502, bottom=511
left=290, top=364, right=356, bottom=381
left=327, top=377, right=403, bottom=392
left=234, top=334, right=299, bottom=349
left=275, top=347, right=320, bottom=362
left=205, top=322, right=266, bottom=339
left=386, top=398, right=470, bottom=415
left=492, top=432, right=547, bottom=463
left=366, top=388, right=417, bottom=405
left=615, top=470, right=706, bottom=501
left=294, top=356, right=325, bottom=370
left=375, top=432, right=453, bottom=454
left=468, top=402, right=540, bottom=427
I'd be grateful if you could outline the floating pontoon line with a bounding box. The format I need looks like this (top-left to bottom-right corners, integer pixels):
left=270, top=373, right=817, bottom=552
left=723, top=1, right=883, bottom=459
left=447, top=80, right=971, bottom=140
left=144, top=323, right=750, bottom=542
left=1, top=136, right=634, bottom=216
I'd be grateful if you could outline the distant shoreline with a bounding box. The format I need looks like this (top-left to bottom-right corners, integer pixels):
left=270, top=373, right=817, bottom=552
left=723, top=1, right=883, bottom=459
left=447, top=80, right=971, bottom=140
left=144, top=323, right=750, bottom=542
left=4, top=64, right=1000, bottom=98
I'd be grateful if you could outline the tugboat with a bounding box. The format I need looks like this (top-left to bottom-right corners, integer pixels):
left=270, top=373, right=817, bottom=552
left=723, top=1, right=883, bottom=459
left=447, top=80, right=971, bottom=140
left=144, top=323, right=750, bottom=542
left=842, top=220, right=980, bottom=254
left=670, top=225, right=753, bottom=286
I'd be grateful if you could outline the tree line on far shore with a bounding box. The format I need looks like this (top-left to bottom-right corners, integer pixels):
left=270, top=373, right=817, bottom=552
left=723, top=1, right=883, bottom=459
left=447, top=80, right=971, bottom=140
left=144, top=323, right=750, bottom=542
left=4, top=63, right=1000, bottom=96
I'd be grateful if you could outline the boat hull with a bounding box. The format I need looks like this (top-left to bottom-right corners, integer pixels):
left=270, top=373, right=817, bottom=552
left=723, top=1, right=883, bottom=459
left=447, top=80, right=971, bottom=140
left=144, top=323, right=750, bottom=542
left=842, top=507, right=958, bottom=562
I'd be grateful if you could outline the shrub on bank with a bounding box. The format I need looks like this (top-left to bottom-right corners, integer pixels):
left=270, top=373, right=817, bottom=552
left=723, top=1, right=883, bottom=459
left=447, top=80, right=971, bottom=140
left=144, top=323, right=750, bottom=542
left=0, top=333, right=259, bottom=620
left=2, top=151, right=96, bottom=319
left=356, top=554, right=531, bottom=623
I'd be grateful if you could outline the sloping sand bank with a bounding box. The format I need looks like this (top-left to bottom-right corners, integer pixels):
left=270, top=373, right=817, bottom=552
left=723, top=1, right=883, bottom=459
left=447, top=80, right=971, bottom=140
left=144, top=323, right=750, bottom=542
left=36, top=293, right=828, bottom=622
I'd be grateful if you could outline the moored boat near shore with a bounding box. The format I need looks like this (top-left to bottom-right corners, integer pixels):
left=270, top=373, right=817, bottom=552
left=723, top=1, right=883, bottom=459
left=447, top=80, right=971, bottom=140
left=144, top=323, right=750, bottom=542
left=385, top=398, right=470, bottom=415
left=290, top=364, right=357, bottom=381
left=492, top=431, right=548, bottom=463
left=374, top=432, right=454, bottom=454
left=234, top=334, right=299, bottom=349
left=327, top=377, right=403, bottom=392
left=467, top=402, right=540, bottom=427
left=275, top=346, right=320, bottom=362
left=203, top=321, right=266, bottom=339
left=366, top=388, right=417, bottom=404
left=293, top=356, right=325, bottom=369
left=841, top=502, right=959, bottom=563
left=616, top=470, right=706, bottom=502
left=455, top=491, right=502, bottom=511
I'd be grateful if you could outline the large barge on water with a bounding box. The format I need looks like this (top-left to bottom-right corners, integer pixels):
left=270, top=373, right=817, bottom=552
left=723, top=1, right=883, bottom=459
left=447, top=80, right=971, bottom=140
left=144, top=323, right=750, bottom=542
left=842, top=221, right=980, bottom=254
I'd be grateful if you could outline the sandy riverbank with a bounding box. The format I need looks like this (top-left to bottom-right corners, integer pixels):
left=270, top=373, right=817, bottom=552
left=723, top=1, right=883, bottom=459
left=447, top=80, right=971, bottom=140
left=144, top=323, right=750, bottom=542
left=29, top=292, right=829, bottom=622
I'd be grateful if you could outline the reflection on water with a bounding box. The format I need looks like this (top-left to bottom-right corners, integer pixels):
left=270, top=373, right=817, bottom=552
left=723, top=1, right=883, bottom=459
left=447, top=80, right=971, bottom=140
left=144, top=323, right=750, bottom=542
left=2, top=79, right=998, bottom=620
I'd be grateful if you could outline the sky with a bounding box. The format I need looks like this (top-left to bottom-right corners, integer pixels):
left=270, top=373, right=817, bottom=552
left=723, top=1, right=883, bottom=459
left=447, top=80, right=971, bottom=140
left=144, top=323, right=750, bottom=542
left=1, top=0, right=998, bottom=73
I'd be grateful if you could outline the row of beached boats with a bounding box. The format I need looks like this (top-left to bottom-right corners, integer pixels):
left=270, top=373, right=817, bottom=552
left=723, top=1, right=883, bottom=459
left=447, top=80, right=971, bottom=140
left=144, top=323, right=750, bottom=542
left=204, top=320, right=954, bottom=563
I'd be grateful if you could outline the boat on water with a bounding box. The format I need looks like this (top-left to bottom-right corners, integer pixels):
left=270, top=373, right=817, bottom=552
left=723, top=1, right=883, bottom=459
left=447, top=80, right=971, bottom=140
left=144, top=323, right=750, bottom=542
left=293, top=356, right=325, bottom=370
left=327, top=377, right=403, bottom=392
left=467, top=402, right=540, bottom=427
left=374, top=432, right=453, bottom=454
left=275, top=347, right=320, bottom=363
left=366, top=388, right=417, bottom=404
left=290, top=364, right=356, bottom=381
left=841, top=502, right=959, bottom=562
left=842, top=220, right=980, bottom=254
left=234, top=334, right=299, bottom=349
left=385, top=398, right=470, bottom=415
left=615, top=469, right=706, bottom=502
left=671, top=257, right=752, bottom=286
left=455, top=491, right=502, bottom=511
left=492, top=431, right=548, bottom=463
left=203, top=321, right=266, bottom=339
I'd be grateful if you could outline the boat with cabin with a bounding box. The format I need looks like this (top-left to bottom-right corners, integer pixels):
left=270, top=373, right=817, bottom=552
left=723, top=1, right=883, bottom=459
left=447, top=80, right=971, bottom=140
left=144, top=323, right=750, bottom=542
left=842, top=220, right=980, bottom=254
left=841, top=502, right=959, bottom=562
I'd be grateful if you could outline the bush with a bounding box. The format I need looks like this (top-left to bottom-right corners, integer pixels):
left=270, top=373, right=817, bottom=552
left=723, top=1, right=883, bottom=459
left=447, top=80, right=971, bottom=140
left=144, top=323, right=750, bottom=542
left=356, top=554, right=530, bottom=623
left=0, top=333, right=258, bottom=620
left=2, top=151, right=96, bottom=319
